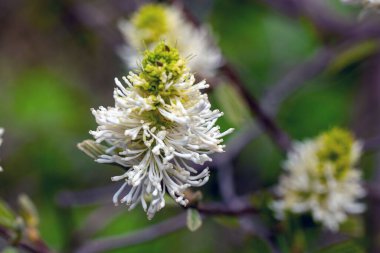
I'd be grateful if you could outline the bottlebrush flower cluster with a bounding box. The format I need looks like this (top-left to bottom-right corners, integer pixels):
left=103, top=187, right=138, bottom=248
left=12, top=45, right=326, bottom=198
left=79, top=42, right=233, bottom=219
left=272, top=128, right=366, bottom=231
left=341, top=0, right=380, bottom=13
left=118, top=3, right=222, bottom=78
left=342, top=0, right=380, bottom=6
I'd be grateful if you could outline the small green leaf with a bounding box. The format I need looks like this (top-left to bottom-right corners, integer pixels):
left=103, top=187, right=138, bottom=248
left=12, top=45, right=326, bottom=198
left=0, top=199, right=16, bottom=228
left=77, top=140, right=107, bottom=160
left=186, top=208, right=202, bottom=232
left=212, top=216, right=240, bottom=229
left=252, top=236, right=274, bottom=253
left=214, top=83, right=250, bottom=127
left=316, top=240, right=364, bottom=253
left=18, top=194, right=39, bottom=228
left=2, top=247, right=20, bottom=253
left=328, top=40, right=379, bottom=73
left=340, top=216, right=364, bottom=237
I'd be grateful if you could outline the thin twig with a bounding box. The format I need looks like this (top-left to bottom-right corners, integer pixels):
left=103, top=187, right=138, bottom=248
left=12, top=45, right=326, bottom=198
left=74, top=200, right=262, bottom=253
left=355, top=53, right=380, bottom=253
left=217, top=161, right=236, bottom=203
left=363, top=134, right=380, bottom=152
left=73, top=205, right=125, bottom=242
left=217, top=161, right=269, bottom=234
left=56, top=185, right=119, bottom=207
left=260, top=0, right=353, bottom=38
left=74, top=213, right=187, bottom=253
left=219, top=64, right=292, bottom=152
left=261, top=0, right=380, bottom=42
left=0, top=226, right=53, bottom=253
left=196, top=203, right=258, bottom=216
left=366, top=183, right=380, bottom=201
left=217, top=161, right=275, bottom=251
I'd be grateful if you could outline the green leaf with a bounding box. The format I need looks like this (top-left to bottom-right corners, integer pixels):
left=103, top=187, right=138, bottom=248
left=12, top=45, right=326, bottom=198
left=339, top=216, right=364, bottom=237
left=316, top=240, right=364, bottom=253
left=2, top=247, right=20, bottom=253
left=328, top=40, right=379, bottom=73
left=9, top=68, right=88, bottom=131
left=77, top=140, right=107, bottom=160
left=252, top=236, right=274, bottom=253
left=0, top=199, right=16, bottom=229
left=212, top=216, right=240, bottom=229
left=186, top=208, right=202, bottom=232
left=214, top=83, right=250, bottom=127
left=18, top=194, right=39, bottom=228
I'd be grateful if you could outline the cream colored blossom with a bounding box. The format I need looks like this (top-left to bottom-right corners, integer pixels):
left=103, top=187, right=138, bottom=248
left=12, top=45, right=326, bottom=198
left=79, top=43, right=232, bottom=219
left=341, top=0, right=380, bottom=15
left=272, top=128, right=365, bottom=231
left=342, top=0, right=380, bottom=5
left=118, top=3, right=222, bottom=78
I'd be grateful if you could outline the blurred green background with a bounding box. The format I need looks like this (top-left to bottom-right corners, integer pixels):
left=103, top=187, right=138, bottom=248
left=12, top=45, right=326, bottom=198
left=0, top=0, right=375, bottom=252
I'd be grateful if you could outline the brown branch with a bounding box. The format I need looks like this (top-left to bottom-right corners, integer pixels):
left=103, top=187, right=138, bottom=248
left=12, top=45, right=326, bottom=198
left=216, top=161, right=271, bottom=238
left=56, top=185, right=119, bottom=207
left=363, top=134, right=380, bottom=152
left=196, top=202, right=258, bottom=216
left=74, top=213, right=187, bottom=253
left=260, top=0, right=353, bottom=39
left=366, top=183, right=380, bottom=201
left=74, top=200, right=261, bottom=253
left=353, top=52, right=380, bottom=253
left=219, top=63, right=292, bottom=152
left=71, top=205, right=125, bottom=246
left=0, top=226, right=53, bottom=253
left=261, top=0, right=380, bottom=44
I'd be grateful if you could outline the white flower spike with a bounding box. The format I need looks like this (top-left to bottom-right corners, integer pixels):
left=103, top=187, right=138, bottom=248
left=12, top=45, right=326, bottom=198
left=342, top=0, right=380, bottom=6
left=272, top=128, right=365, bottom=231
left=118, top=3, right=222, bottom=78
left=80, top=42, right=233, bottom=219
left=341, top=0, right=380, bottom=16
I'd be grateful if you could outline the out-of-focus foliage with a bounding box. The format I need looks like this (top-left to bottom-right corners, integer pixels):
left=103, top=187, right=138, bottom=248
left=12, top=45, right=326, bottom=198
left=317, top=240, right=364, bottom=253
left=0, top=194, right=43, bottom=249
left=186, top=209, right=202, bottom=232
left=213, top=83, right=250, bottom=127
left=0, top=200, right=16, bottom=229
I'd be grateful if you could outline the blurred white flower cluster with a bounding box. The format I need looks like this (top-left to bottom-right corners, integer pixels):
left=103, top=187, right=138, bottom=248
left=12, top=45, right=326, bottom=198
left=118, top=3, right=222, bottom=78
left=341, top=0, right=380, bottom=15
left=342, top=0, right=380, bottom=5
left=272, top=128, right=365, bottom=231
left=79, top=42, right=232, bottom=219
left=0, top=128, right=3, bottom=171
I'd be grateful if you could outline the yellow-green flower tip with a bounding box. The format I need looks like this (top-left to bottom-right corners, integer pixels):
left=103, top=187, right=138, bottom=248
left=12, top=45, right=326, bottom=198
left=140, top=42, right=187, bottom=94
left=317, top=127, right=355, bottom=177
left=132, top=4, right=168, bottom=45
